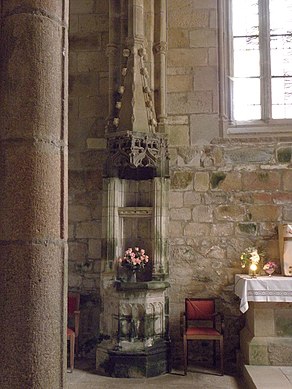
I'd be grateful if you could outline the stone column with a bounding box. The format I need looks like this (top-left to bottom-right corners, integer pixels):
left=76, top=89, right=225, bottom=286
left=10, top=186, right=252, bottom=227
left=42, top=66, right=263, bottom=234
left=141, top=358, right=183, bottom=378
left=153, top=177, right=169, bottom=279
left=154, top=0, right=167, bottom=131
left=0, top=1, right=68, bottom=388
left=106, top=1, right=120, bottom=128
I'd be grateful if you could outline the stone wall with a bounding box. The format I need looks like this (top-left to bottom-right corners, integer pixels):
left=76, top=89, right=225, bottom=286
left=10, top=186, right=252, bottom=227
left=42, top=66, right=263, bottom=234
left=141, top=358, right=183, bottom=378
left=68, top=0, right=292, bottom=367
left=166, top=0, right=292, bottom=367
left=167, top=0, right=219, bottom=145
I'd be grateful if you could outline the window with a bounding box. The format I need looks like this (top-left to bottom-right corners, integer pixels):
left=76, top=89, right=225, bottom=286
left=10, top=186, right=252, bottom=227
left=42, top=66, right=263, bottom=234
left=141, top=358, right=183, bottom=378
left=219, top=0, right=292, bottom=135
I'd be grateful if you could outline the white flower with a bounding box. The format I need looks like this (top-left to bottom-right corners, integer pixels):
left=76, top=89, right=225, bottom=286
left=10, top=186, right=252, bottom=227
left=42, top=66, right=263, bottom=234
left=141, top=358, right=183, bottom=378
left=250, top=250, right=260, bottom=264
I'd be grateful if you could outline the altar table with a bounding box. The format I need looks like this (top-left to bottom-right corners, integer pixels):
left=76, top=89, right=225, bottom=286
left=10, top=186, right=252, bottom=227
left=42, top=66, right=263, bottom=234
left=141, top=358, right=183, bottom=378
left=235, top=274, right=292, bottom=313
left=235, top=274, right=292, bottom=366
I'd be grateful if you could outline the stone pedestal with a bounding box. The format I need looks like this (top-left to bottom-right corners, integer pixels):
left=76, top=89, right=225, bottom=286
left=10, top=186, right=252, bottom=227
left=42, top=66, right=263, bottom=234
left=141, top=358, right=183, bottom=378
left=96, top=279, right=171, bottom=377
left=108, top=339, right=171, bottom=378
left=240, top=302, right=292, bottom=365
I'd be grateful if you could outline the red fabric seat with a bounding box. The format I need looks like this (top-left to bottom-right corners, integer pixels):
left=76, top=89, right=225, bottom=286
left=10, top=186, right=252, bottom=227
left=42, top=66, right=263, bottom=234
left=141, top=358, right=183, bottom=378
left=186, top=327, right=221, bottom=336
left=183, top=298, right=224, bottom=375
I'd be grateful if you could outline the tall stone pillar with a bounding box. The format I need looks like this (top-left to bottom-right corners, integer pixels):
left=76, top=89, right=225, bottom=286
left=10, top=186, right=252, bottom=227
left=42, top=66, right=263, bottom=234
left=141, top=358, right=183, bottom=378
left=0, top=1, right=68, bottom=388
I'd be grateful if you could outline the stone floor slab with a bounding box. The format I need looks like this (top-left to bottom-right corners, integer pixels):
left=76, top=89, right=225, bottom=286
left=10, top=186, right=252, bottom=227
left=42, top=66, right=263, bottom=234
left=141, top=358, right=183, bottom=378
left=244, top=365, right=292, bottom=389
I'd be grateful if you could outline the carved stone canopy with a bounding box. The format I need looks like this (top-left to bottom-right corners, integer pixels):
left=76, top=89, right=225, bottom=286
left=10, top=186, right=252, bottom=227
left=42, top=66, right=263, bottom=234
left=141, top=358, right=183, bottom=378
left=104, top=130, right=169, bottom=179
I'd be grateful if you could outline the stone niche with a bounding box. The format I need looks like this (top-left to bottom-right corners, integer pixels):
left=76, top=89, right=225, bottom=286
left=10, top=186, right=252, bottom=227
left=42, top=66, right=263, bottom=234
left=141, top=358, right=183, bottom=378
left=102, top=177, right=169, bottom=280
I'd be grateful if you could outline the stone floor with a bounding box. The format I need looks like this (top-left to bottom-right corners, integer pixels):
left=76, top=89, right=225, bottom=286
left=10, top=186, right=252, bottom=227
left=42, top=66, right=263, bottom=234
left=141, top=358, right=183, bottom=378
left=67, top=358, right=292, bottom=388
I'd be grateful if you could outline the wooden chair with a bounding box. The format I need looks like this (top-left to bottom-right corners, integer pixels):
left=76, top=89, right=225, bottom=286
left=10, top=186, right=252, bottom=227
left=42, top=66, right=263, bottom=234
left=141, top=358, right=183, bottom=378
left=67, top=292, right=80, bottom=371
left=183, top=298, right=224, bottom=375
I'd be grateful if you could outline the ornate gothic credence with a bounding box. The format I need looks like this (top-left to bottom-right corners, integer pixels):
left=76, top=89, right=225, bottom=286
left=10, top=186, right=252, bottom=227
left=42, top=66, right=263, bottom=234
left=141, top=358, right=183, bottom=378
left=97, top=0, right=170, bottom=378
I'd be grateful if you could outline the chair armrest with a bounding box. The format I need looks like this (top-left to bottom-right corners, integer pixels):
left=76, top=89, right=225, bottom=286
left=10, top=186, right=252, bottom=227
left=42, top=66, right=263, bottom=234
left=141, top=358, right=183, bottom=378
left=73, top=310, right=80, bottom=337
left=215, top=312, right=224, bottom=334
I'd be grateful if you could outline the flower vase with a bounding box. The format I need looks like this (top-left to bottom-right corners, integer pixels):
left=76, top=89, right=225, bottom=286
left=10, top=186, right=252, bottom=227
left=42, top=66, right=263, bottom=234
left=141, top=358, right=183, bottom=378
left=265, top=268, right=275, bottom=277
left=127, top=271, right=137, bottom=282
left=248, top=265, right=258, bottom=277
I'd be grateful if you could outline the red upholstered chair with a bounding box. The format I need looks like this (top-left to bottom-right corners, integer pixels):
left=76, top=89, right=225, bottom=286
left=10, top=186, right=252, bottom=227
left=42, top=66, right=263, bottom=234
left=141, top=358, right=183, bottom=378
left=67, top=292, right=80, bottom=371
left=183, top=298, right=224, bottom=375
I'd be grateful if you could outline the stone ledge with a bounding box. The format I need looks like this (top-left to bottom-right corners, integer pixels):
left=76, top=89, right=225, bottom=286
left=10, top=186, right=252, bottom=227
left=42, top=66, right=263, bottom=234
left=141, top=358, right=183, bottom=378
left=115, top=280, right=170, bottom=291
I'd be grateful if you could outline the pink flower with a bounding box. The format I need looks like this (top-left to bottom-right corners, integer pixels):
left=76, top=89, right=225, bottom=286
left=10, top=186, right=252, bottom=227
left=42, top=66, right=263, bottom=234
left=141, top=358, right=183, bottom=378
left=119, top=246, right=150, bottom=273
left=263, top=261, right=278, bottom=270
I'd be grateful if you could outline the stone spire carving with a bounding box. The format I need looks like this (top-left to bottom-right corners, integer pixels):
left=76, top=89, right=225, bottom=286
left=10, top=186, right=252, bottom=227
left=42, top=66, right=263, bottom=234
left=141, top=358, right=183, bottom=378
left=111, top=46, right=157, bottom=134
left=105, top=0, right=168, bottom=178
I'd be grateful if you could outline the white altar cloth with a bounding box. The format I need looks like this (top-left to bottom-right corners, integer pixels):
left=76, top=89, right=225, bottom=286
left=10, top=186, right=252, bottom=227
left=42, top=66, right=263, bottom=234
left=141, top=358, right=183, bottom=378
left=234, top=274, right=292, bottom=313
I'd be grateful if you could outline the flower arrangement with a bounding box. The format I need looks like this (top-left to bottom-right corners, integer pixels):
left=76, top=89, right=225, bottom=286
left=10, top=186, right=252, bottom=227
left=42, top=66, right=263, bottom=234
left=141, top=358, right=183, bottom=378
left=240, top=247, right=263, bottom=269
left=263, top=261, right=278, bottom=271
left=119, top=247, right=149, bottom=273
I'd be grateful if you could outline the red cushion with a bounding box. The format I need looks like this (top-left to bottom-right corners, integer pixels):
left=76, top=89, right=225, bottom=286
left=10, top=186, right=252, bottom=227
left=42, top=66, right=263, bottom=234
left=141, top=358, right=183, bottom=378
left=186, top=327, right=220, bottom=336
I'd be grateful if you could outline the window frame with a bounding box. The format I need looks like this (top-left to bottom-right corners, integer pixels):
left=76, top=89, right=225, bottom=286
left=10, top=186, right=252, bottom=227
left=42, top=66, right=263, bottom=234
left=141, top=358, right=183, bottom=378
left=218, top=0, right=292, bottom=137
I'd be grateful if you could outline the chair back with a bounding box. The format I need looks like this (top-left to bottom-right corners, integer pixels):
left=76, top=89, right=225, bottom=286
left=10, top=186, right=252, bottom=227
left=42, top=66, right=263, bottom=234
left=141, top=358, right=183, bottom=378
left=68, top=292, right=80, bottom=337
left=183, top=297, right=224, bottom=375
left=67, top=292, right=80, bottom=370
left=185, top=298, right=216, bottom=323
left=68, top=292, right=80, bottom=317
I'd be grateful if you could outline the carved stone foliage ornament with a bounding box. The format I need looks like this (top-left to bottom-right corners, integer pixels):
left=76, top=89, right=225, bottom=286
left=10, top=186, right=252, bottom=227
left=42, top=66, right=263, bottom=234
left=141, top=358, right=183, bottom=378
left=106, top=131, right=168, bottom=175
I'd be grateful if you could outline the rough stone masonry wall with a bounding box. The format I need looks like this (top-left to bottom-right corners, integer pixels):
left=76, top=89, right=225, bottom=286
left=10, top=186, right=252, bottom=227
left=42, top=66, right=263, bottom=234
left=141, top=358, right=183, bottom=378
left=68, top=0, right=108, bottom=351
left=168, top=139, right=292, bottom=367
